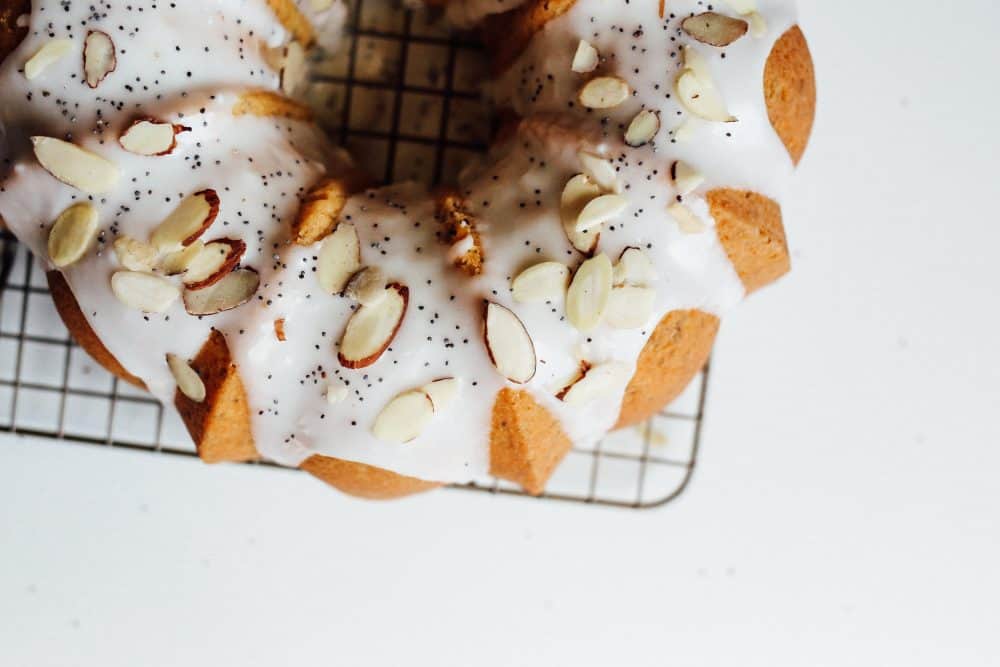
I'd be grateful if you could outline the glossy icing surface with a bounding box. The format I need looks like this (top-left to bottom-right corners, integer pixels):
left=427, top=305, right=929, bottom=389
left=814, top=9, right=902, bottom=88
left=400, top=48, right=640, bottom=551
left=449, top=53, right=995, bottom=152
left=0, top=0, right=798, bottom=484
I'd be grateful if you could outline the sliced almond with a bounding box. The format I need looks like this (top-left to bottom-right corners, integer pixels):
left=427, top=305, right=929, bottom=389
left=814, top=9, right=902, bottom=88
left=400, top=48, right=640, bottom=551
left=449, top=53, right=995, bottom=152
left=119, top=119, right=188, bottom=156
left=578, top=151, right=618, bottom=192
left=747, top=12, right=767, bottom=37
left=674, top=118, right=699, bottom=143
left=83, top=30, right=116, bottom=89
left=113, top=235, right=158, bottom=271
left=48, top=203, right=99, bottom=268
left=554, top=361, right=590, bottom=401
left=671, top=160, right=705, bottom=196
left=150, top=190, right=220, bottom=252
left=511, top=261, right=570, bottom=303
left=182, top=238, right=246, bottom=289
left=613, top=247, right=657, bottom=287
left=326, top=382, right=348, bottom=404
left=161, top=241, right=204, bottom=275
left=24, top=38, right=73, bottom=80
left=182, top=267, right=260, bottom=316
left=575, top=193, right=628, bottom=233
left=676, top=46, right=736, bottom=122
left=32, top=136, right=120, bottom=194
left=421, top=377, right=461, bottom=412
left=624, top=109, right=660, bottom=147
left=682, top=12, right=749, bottom=47
left=566, top=253, right=613, bottom=332
left=111, top=271, right=180, bottom=313
left=578, top=76, right=630, bottom=109
left=317, top=222, right=361, bottom=295
left=571, top=40, right=599, bottom=73
left=280, top=40, right=307, bottom=95
left=372, top=390, right=436, bottom=444
left=167, top=354, right=206, bottom=403
left=338, top=283, right=408, bottom=369
left=343, top=266, right=387, bottom=306
left=605, top=285, right=656, bottom=329
left=559, top=362, right=631, bottom=406
left=668, top=202, right=707, bottom=234
left=560, top=174, right=603, bottom=255
left=483, top=302, right=537, bottom=384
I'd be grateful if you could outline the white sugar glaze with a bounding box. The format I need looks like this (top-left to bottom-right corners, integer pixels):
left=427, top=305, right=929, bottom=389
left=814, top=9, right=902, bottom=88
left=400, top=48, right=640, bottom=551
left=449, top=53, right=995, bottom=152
left=0, top=0, right=800, bottom=485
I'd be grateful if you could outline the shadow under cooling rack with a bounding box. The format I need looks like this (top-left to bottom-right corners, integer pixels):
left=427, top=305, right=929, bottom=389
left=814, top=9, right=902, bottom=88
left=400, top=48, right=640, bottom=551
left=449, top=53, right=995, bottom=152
left=0, top=0, right=710, bottom=509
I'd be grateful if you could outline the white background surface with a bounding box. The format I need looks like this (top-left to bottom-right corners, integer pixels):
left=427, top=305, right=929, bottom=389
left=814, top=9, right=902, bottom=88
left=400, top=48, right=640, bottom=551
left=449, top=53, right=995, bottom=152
left=2, top=1, right=999, bottom=665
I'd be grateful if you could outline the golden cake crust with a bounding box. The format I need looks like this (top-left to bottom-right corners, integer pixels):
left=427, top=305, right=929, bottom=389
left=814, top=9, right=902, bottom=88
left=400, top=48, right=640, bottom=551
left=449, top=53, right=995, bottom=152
left=46, top=272, right=146, bottom=389
left=764, top=26, right=816, bottom=165
left=615, top=309, right=719, bottom=428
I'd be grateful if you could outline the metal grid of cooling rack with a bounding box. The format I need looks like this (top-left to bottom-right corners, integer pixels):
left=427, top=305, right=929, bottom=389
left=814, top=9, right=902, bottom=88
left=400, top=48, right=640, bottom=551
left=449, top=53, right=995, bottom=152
left=0, top=0, right=710, bottom=509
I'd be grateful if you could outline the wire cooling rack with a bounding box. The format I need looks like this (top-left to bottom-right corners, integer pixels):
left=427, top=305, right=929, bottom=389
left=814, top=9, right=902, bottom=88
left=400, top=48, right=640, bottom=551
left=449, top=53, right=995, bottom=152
left=0, top=0, right=709, bottom=509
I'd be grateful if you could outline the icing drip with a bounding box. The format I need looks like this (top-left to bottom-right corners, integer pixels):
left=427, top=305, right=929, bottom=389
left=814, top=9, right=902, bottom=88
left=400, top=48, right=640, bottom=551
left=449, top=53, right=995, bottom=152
left=0, top=0, right=800, bottom=484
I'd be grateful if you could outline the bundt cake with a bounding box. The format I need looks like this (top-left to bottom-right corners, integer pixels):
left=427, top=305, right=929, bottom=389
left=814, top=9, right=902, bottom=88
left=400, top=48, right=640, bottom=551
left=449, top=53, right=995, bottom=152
left=0, top=0, right=815, bottom=499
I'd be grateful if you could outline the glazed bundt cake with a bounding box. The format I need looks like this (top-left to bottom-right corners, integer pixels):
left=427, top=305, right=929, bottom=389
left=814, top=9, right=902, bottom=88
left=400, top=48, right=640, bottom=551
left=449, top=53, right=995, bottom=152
left=0, top=0, right=815, bottom=499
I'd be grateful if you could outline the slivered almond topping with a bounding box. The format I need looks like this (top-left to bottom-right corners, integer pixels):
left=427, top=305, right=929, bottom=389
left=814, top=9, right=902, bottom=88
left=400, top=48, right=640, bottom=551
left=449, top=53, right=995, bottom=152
left=344, top=266, right=387, bottom=306
left=24, top=39, right=73, bottom=80
left=338, top=283, right=408, bottom=369
left=111, top=271, right=180, bottom=313
left=559, top=362, right=631, bottom=406
left=554, top=361, right=590, bottom=401
left=113, top=235, right=157, bottom=272
left=483, top=302, right=537, bottom=384
left=624, top=109, right=660, bottom=147
left=150, top=190, right=220, bottom=252
left=566, top=253, right=613, bottom=332
left=119, top=119, right=188, bottom=156
left=167, top=354, right=206, bottom=403
left=32, top=136, right=120, bottom=194
left=83, top=30, right=116, bottom=88
left=317, top=222, right=361, bottom=294
left=326, top=382, right=348, bottom=405
left=182, top=238, right=246, bottom=289
left=747, top=12, right=767, bottom=37
left=676, top=46, right=737, bottom=122
left=511, top=262, right=570, bottom=303
left=613, top=247, right=657, bottom=287
left=578, top=151, right=618, bottom=192
left=668, top=203, right=707, bottom=234
left=280, top=40, right=307, bottom=95
left=671, top=160, right=705, bottom=195
left=182, top=267, right=260, bottom=315
left=421, top=377, right=461, bottom=412
left=48, top=203, right=99, bottom=268
left=161, top=241, right=204, bottom=275
left=605, top=285, right=656, bottom=329
left=571, top=40, right=599, bottom=73
left=372, top=391, right=436, bottom=444
left=682, top=12, right=749, bottom=47
left=275, top=318, right=287, bottom=342
left=673, top=118, right=698, bottom=143
left=578, top=76, right=630, bottom=109
left=575, top=193, right=628, bottom=233
left=560, top=174, right=603, bottom=255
